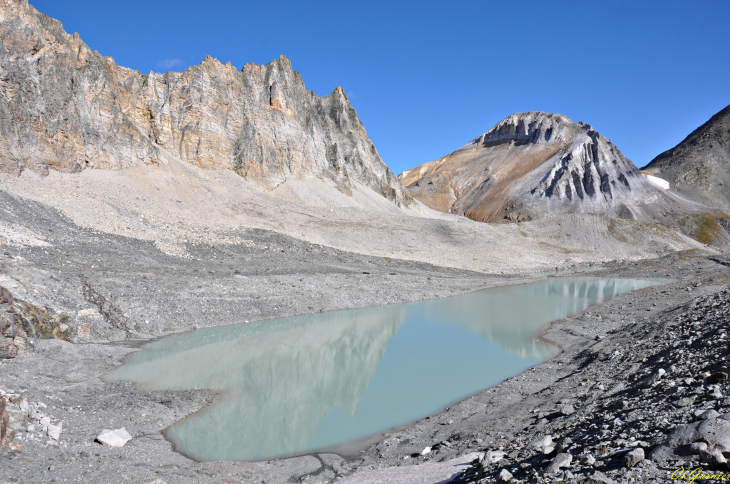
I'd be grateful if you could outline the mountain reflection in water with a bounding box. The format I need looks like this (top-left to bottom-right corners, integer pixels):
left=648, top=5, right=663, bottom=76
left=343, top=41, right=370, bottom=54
left=104, top=277, right=669, bottom=461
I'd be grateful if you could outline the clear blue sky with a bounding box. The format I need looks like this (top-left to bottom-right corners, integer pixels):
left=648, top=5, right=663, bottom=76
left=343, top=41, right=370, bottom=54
left=31, top=0, right=730, bottom=175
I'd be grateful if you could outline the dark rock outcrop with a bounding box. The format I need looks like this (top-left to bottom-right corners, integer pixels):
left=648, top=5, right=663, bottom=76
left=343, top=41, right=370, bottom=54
left=0, top=0, right=411, bottom=205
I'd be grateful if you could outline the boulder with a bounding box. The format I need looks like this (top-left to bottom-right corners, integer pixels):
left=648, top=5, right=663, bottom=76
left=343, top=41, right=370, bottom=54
left=498, top=468, right=513, bottom=482
left=650, top=418, right=730, bottom=462
left=585, top=471, right=618, bottom=484
left=580, top=453, right=596, bottom=466
left=97, top=428, right=133, bottom=448
left=545, top=453, right=572, bottom=474
left=690, top=442, right=708, bottom=454
left=47, top=422, right=62, bottom=441
left=665, top=419, right=730, bottom=452
left=674, top=396, right=696, bottom=408
left=700, top=447, right=727, bottom=469
left=480, top=449, right=505, bottom=465
left=702, top=410, right=721, bottom=420
left=623, top=448, right=644, bottom=468
left=527, top=435, right=554, bottom=454
left=559, top=404, right=575, bottom=416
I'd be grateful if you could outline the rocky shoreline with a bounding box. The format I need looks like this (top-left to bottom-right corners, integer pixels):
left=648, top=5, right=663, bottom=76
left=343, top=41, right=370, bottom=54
left=342, top=253, right=730, bottom=484
left=450, top=260, right=730, bottom=483
left=1, top=186, right=729, bottom=483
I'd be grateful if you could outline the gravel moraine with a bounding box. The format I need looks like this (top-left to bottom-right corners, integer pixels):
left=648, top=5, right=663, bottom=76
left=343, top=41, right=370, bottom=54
left=1, top=188, right=729, bottom=483
left=451, top=268, right=730, bottom=483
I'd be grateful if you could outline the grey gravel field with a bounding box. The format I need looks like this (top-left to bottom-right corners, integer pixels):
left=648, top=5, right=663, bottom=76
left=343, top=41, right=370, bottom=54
left=0, top=188, right=728, bottom=484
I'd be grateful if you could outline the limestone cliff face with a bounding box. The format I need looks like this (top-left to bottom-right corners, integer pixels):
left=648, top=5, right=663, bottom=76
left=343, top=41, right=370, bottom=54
left=0, top=0, right=410, bottom=205
left=400, top=112, right=689, bottom=223
left=642, top=104, right=730, bottom=212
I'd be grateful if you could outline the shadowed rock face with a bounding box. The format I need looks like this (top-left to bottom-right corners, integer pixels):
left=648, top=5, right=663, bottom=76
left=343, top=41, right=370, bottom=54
left=400, top=112, right=694, bottom=224
left=0, top=0, right=411, bottom=206
left=642, top=104, right=730, bottom=212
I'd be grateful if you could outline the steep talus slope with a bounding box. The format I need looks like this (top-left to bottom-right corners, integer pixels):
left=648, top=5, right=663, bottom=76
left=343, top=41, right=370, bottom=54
left=0, top=0, right=410, bottom=205
left=400, top=112, right=700, bottom=225
left=642, top=103, right=730, bottom=212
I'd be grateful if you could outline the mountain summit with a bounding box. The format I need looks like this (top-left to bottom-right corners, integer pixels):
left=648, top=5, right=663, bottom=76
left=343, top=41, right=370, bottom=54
left=0, top=0, right=410, bottom=206
left=400, top=111, right=693, bottom=224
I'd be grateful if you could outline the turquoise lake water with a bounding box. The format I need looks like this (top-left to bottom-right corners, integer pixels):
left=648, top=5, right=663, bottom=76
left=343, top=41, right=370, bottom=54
left=104, top=277, right=669, bottom=461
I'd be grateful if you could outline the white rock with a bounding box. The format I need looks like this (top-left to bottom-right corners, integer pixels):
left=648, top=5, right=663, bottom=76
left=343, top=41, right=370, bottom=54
left=420, top=446, right=431, bottom=455
left=40, top=416, right=50, bottom=429
left=77, top=308, right=100, bottom=317
left=498, top=468, right=513, bottom=482
left=29, top=409, right=45, bottom=421
left=528, top=434, right=554, bottom=454
left=580, top=453, right=596, bottom=465
left=47, top=422, right=62, bottom=441
left=482, top=449, right=505, bottom=464
left=97, top=428, right=133, bottom=447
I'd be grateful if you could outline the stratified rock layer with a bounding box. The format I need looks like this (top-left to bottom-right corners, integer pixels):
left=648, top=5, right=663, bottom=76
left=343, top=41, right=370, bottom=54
left=400, top=112, right=692, bottom=223
left=642, top=104, right=730, bottom=212
left=0, top=0, right=410, bottom=205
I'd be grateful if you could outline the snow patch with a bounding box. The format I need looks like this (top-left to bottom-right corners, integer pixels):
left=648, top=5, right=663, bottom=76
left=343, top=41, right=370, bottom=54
left=644, top=174, right=670, bottom=190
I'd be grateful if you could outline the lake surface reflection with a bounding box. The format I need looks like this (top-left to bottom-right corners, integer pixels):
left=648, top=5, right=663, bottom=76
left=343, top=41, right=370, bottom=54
left=104, top=277, right=669, bottom=461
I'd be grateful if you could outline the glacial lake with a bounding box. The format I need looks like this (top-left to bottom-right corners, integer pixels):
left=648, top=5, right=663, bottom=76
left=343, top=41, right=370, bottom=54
left=104, top=277, right=669, bottom=461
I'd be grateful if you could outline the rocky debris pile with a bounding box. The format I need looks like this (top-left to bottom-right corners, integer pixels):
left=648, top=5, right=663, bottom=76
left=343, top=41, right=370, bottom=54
left=452, top=284, right=730, bottom=483
left=0, top=384, right=62, bottom=452
left=0, top=286, right=25, bottom=359
left=0, top=285, right=73, bottom=360
left=15, top=300, right=73, bottom=341
left=503, top=211, right=532, bottom=223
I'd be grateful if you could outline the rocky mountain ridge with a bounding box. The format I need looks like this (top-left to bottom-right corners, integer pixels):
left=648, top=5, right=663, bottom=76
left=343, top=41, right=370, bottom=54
left=642, top=103, right=730, bottom=212
left=400, top=111, right=700, bottom=225
left=0, top=0, right=410, bottom=205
